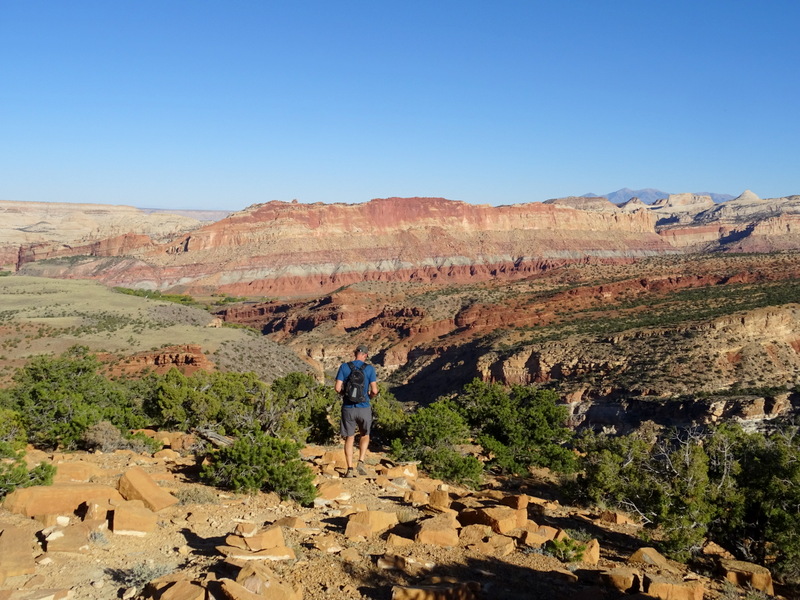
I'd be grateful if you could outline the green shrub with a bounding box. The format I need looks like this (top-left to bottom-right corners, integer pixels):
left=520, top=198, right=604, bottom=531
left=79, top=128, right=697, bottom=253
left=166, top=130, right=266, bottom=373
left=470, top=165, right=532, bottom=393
left=0, top=408, right=26, bottom=449
left=418, top=446, right=483, bottom=488
left=112, top=287, right=201, bottom=308
left=0, top=442, right=55, bottom=499
left=6, top=346, right=148, bottom=449
left=144, top=368, right=266, bottom=432
left=390, top=401, right=482, bottom=486
left=200, top=431, right=317, bottom=505
left=453, top=380, right=577, bottom=475
left=370, top=384, right=409, bottom=443
left=545, top=537, right=586, bottom=563
left=578, top=423, right=800, bottom=578
left=144, top=369, right=338, bottom=444
left=579, top=427, right=714, bottom=560
left=268, top=372, right=338, bottom=443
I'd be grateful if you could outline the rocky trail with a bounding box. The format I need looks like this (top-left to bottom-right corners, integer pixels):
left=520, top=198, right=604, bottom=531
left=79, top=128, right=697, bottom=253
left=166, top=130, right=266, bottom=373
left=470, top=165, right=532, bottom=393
left=0, top=435, right=783, bottom=600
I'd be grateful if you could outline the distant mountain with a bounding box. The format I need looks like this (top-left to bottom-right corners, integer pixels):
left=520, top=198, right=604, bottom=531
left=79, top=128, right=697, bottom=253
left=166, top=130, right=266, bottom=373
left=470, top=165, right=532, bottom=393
left=583, top=188, right=734, bottom=205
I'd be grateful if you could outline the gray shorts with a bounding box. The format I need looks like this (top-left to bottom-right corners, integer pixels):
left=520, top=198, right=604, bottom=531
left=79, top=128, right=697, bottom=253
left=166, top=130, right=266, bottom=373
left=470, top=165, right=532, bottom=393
left=340, top=406, right=373, bottom=438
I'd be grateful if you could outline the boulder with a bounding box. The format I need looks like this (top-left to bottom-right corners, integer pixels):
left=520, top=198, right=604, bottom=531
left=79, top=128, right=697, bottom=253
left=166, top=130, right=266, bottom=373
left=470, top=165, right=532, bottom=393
left=344, top=510, right=398, bottom=539
left=319, top=449, right=347, bottom=468
left=159, top=579, right=207, bottom=600
left=117, top=466, right=179, bottom=512
left=234, top=563, right=302, bottom=600
left=498, top=494, right=528, bottom=510
left=244, top=527, right=285, bottom=551
left=470, top=534, right=515, bottom=557
left=82, top=499, right=112, bottom=522
left=457, top=506, right=523, bottom=534
left=415, top=515, right=460, bottom=547
left=428, top=490, right=451, bottom=511
left=411, top=477, right=444, bottom=494
left=273, top=516, right=306, bottom=529
left=383, top=463, right=418, bottom=479
left=599, top=509, right=636, bottom=525
left=583, top=538, right=600, bottom=565
left=311, top=534, right=342, bottom=553
left=216, top=545, right=296, bottom=562
left=111, top=500, right=157, bottom=536
left=52, top=461, right=103, bottom=483
left=404, top=490, right=429, bottom=506
left=629, top=546, right=671, bottom=570
left=458, top=524, right=493, bottom=546
left=600, top=567, right=640, bottom=594
left=44, top=523, right=91, bottom=552
left=643, top=573, right=704, bottom=600
left=220, top=576, right=301, bottom=600
left=718, top=559, right=774, bottom=595
left=3, top=484, right=122, bottom=518
left=314, top=481, right=350, bottom=506
left=0, top=526, right=37, bottom=582
left=387, top=533, right=415, bottom=547
left=234, top=522, right=260, bottom=538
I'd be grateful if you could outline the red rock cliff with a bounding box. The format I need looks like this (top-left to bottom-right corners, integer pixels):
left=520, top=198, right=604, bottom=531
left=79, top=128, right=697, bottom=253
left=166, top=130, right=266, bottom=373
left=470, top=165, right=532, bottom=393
left=34, top=197, right=668, bottom=296
left=17, top=194, right=800, bottom=297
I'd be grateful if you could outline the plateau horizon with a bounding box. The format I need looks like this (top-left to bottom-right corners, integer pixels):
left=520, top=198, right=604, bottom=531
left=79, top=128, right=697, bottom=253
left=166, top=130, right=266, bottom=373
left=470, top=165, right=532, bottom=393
left=0, top=187, right=758, bottom=215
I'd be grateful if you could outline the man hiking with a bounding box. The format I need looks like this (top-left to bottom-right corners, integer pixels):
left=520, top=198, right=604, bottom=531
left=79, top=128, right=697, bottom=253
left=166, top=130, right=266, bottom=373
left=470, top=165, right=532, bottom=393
left=335, top=344, right=378, bottom=478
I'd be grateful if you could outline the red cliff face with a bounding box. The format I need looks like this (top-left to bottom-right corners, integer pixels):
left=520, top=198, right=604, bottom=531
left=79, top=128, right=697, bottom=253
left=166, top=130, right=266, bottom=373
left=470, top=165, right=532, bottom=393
left=16, top=197, right=670, bottom=296
left=99, top=345, right=214, bottom=377
left=10, top=194, right=800, bottom=296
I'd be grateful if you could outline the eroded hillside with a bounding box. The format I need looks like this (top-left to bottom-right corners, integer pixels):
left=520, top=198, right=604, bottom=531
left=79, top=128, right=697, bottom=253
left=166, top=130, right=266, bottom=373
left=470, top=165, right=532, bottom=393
left=0, top=276, right=310, bottom=384
left=218, top=252, right=800, bottom=431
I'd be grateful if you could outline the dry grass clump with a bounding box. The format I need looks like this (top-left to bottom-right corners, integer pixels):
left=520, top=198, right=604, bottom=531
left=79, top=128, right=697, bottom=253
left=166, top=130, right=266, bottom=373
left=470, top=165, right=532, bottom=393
left=174, top=485, right=220, bottom=505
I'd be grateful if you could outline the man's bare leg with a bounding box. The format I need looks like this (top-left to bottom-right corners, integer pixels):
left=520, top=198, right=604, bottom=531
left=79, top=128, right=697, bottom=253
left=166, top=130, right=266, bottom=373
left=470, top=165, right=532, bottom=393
left=356, top=434, right=370, bottom=475
left=344, top=435, right=355, bottom=472
left=358, top=434, right=369, bottom=463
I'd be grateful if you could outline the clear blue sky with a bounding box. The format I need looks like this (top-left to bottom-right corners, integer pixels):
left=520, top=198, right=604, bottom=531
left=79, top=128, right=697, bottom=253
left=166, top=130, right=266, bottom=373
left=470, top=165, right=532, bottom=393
left=2, top=1, right=798, bottom=211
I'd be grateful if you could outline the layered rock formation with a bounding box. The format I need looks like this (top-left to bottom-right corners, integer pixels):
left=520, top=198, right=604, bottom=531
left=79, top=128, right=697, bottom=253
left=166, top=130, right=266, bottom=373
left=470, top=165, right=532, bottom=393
left=9, top=192, right=800, bottom=296
left=0, top=200, right=206, bottom=271
left=652, top=190, right=800, bottom=251
left=13, top=196, right=673, bottom=295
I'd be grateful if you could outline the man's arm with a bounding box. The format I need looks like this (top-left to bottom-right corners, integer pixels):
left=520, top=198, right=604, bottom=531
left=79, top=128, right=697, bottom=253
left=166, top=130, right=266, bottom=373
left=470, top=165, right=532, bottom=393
left=334, top=363, right=348, bottom=394
left=368, top=365, right=378, bottom=398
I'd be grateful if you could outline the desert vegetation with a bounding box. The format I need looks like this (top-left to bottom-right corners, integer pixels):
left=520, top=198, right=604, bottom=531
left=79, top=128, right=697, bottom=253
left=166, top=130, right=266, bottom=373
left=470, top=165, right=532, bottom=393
left=2, top=345, right=799, bottom=590
left=389, top=380, right=576, bottom=486
left=0, top=347, right=403, bottom=507
left=576, top=423, right=800, bottom=584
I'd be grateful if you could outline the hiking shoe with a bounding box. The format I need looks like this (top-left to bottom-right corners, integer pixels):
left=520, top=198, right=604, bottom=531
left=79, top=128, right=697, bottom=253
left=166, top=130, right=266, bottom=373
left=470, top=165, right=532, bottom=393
left=356, top=461, right=368, bottom=476
left=344, top=468, right=356, bottom=478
